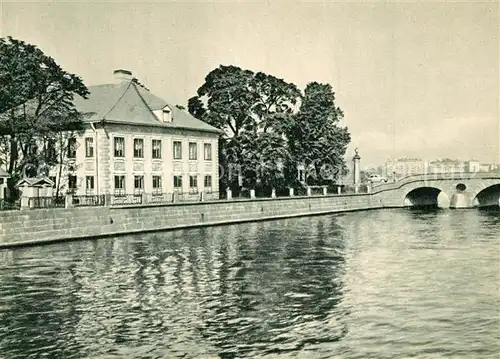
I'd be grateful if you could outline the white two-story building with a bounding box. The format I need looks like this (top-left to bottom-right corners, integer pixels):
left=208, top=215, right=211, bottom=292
left=59, top=69, right=221, bottom=199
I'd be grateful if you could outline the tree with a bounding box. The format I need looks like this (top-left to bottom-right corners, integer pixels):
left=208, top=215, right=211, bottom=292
left=187, top=96, right=206, bottom=122
left=52, top=129, right=82, bottom=198
left=189, top=66, right=351, bottom=195
left=289, top=82, right=350, bottom=185
left=193, top=65, right=256, bottom=138
left=0, top=36, right=88, bottom=195
left=188, top=65, right=301, bottom=194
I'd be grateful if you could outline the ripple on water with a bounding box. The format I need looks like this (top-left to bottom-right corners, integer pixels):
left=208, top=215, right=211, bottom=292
left=0, top=209, right=499, bottom=359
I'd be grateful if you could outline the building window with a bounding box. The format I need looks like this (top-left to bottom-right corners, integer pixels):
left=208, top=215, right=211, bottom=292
left=134, top=175, right=144, bottom=194
left=163, top=108, right=172, bottom=123
left=133, top=138, right=144, bottom=158
left=204, top=143, right=212, bottom=161
left=152, top=175, right=162, bottom=195
left=204, top=175, right=212, bottom=192
left=67, top=138, right=77, bottom=159
left=68, top=175, right=77, bottom=193
left=85, top=137, right=94, bottom=158
left=114, top=175, right=125, bottom=196
left=173, top=175, right=182, bottom=190
left=189, top=142, right=197, bottom=160
left=152, top=139, right=162, bottom=159
left=189, top=175, right=198, bottom=193
left=85, top=176, right=94, bottom=194
left=0, top=178, right=4, bottom=185
left=114, top=137, right=125, bottom=157
left=173, top=141, right=182, bottom=160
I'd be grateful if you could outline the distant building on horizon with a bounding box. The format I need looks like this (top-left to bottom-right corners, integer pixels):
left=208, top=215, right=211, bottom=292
left=384, top=157, right=496, bottom=178
left=427, top=158, right=466, bottom=174
left=479, top=163, right=498, bottom=172
left=385, top=157, right=427, bottom=179
left=467, top=160, right=481, bottom=173
left=427, top=158, right=496, bottom=174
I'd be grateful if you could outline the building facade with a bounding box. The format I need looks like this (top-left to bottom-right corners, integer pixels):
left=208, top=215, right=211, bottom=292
left=478, top=163, right=498, bottom=172
left=467, top=160, right=481, bottom=173
left=428, top=159, right=466, bottom=174
left=52, top=69, right=222, bottom=199
left=385, top=158, right=488, bottom=178
left=385, top=158, right=428, bottom=179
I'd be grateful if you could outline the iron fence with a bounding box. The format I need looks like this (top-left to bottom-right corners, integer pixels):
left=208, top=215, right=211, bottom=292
left=255, top=188, right=272, bottom=198
left=275, top=187, right=290, bottom=197
left=11, top=184, right=369, bottom=211
left=295, top=187, right=307, bottom=196
left=310, top=186, right=325, bottom=196
left=340, top=184, right=369, bottom=194
left=238, top=188, right=252, bottom=198
left=29, top=196, right=65, bottom=209
left=147, top=193, right=174, bottom=204
left=0, top=199, right=21, bottom=211
left=175, top=191, right=202, bottom=202
left=73, top=195, right=106, bottom=207
left=111, top=194, right=142, bottom=206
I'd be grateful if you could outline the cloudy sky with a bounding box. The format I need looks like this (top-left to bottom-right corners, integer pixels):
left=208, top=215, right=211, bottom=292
left=1, top=0, right=498, bottom=166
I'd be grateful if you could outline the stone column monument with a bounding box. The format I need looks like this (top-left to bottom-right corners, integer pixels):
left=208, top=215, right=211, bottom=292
left=353, top=148, right=361, bottom=187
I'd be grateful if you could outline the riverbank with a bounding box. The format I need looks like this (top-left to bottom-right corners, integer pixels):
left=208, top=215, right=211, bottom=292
left=2, top=210, right=498, bottom=359
left=0, top=193, right=387, bottom=249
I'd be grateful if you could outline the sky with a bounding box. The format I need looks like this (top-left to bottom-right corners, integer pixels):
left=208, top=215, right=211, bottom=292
left=1, top=0, right=499, bottom=166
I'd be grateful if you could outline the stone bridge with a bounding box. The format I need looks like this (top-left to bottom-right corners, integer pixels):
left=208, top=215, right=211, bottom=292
left=371, top=172, right=500, bottom=208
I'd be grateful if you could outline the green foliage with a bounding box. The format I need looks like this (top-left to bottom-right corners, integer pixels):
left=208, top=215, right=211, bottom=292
left=289, top=82, right=350, bottom=185
left=189, top=65, right=351, bottom=192
left=187, top=96, right=206, bottom=123
left=0, top=36, right=88, bottom=189
left=189, top=65, right=301, bottom=191
left=190, top=65, right=300, bottom=136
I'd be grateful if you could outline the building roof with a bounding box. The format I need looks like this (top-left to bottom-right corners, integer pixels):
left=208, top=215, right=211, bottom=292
left=0, top=168, right=9, bottom=178
left=16, top=177, right=54, bottom=187
left=73, top=78, right=222, bottom=134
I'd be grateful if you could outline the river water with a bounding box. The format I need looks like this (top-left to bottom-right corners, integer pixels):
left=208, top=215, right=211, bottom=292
left=0, top=208, right=499, bottom=359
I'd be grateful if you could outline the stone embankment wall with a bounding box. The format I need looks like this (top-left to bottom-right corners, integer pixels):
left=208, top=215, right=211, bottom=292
left=0, top=194, right=383, bottom=248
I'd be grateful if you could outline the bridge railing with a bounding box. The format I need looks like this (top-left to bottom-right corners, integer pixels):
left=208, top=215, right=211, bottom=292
left=371, top=171, right=495, bottom=191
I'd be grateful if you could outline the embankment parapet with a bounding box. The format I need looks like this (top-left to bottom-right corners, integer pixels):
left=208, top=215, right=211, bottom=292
left=0, top=194, right=382, bottom=248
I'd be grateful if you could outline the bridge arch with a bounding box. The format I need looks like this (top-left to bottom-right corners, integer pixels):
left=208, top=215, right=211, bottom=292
left=472, top=184, right=500, bottom=207
left=373, top=173, right=500, bottom=209
left=403, top=186, right=450, bottom=208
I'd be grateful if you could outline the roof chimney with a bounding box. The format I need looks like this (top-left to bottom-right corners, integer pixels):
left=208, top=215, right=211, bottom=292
left=113, top=69, right=133, bottom=83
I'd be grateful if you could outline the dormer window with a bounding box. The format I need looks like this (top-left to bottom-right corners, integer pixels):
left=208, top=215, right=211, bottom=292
left=163, top=106, right=172, bottom=123
left=153, top=105, right=173, bottom=123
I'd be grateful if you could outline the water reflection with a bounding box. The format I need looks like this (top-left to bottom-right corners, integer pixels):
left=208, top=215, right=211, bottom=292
left=0, top=209, right=499, bottom=358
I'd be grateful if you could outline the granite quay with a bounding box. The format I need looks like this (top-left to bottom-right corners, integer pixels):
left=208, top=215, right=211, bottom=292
left=1, top=171, right=500, bottom=248
left=0, top=186, right=382, bottom=248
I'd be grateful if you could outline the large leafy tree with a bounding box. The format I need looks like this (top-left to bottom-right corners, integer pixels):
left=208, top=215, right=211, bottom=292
left=0, top=36, right=88, bottom=194
left=189, top=66, right=351, bottom=193
left=289, top=82, right=350, bottom=185
left=189, top=65, right=301, bottom=192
